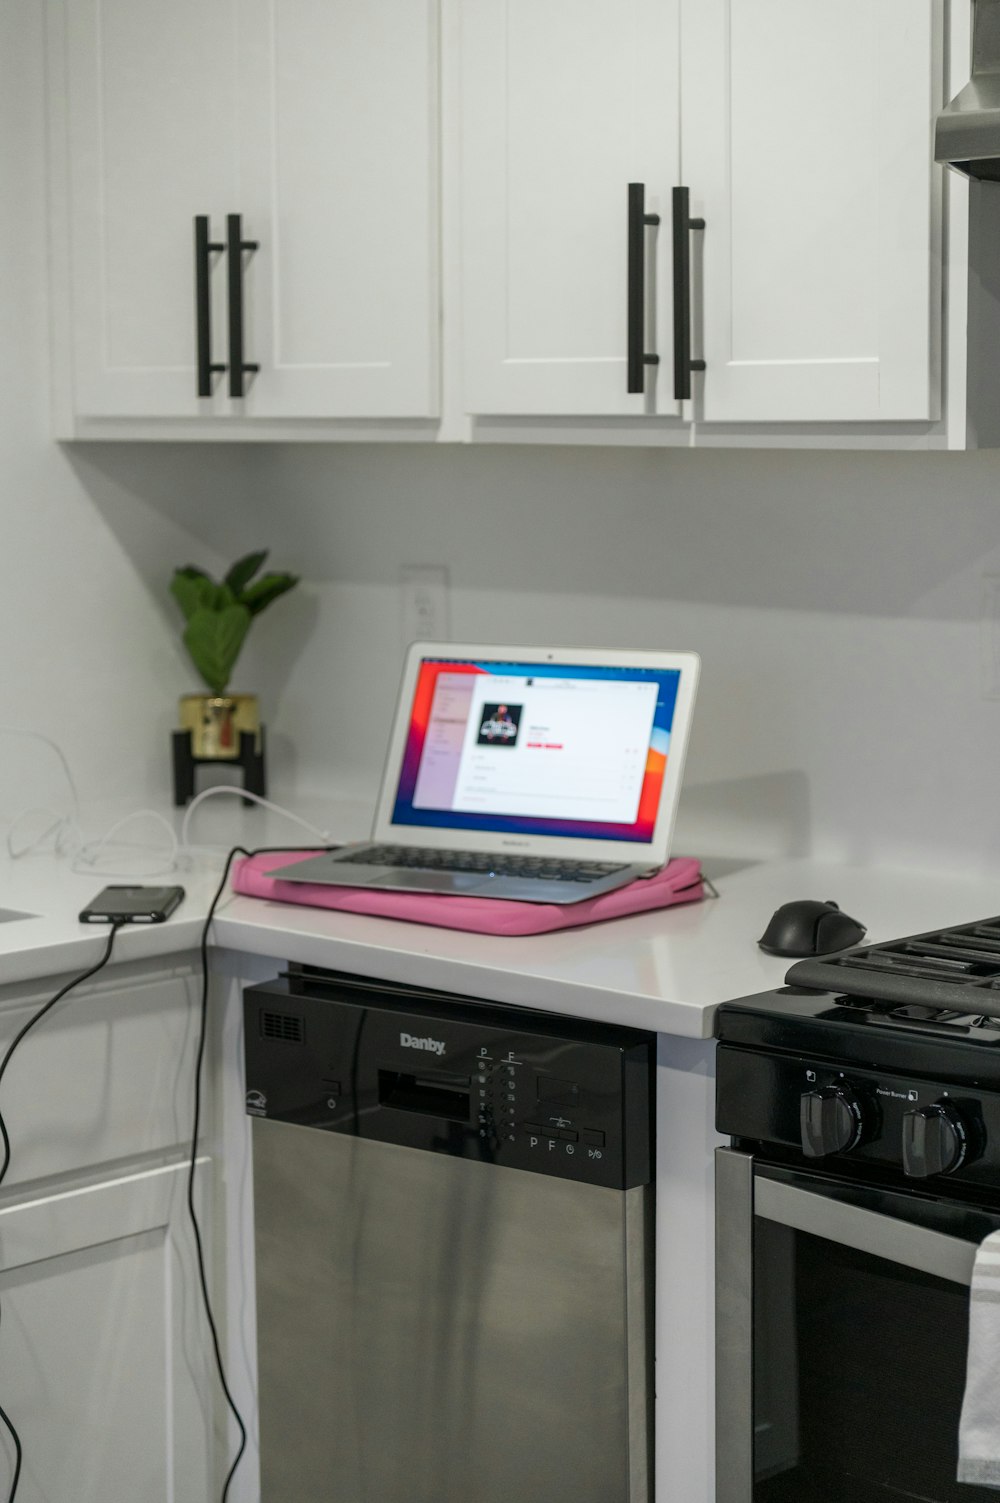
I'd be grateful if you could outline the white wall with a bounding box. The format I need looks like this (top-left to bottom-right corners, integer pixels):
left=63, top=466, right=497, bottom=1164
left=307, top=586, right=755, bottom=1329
left=0, top=1, right=252, bottom=825
left=77, top=441, right=1000, bottom=877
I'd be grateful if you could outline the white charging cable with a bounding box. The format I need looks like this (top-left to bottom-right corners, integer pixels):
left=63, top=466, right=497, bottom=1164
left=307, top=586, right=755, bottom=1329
left=71, top=790, right=335, bottom=879
left=3, top=726, right=335, bottom=877
left=72, top=810, right=181, bottom=878
left=179, top=785, right=335, bottom=856
left=7, top=807, right=83, bottom=861
left=1, top=728, right=82, bottom=860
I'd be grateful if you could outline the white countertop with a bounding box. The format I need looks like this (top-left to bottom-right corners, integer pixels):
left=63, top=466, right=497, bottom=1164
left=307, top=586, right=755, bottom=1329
left=2, top=795, right=1000, bottom=1036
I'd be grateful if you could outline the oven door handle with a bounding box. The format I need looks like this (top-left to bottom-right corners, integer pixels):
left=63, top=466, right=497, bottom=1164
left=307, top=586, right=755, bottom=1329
left=755, top=1174, right=977, bottom=1287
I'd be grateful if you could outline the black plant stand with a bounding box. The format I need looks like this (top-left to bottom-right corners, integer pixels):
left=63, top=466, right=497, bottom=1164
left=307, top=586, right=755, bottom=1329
left=172, top=727, right=267, bottom=807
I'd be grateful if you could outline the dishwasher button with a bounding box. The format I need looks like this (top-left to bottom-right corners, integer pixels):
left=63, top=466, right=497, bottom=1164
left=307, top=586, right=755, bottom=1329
left=526, top=1123, right=579, bottom=1142
left=582, top=1129, right=605, bottom=1147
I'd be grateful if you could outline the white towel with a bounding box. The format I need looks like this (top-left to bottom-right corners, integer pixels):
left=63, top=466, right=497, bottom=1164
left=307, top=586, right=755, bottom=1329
left=959, top=1228, right=1000, bottom=1488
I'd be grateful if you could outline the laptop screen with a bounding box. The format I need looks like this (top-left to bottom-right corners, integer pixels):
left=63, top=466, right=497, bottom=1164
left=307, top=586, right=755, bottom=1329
left=389, top=657, right=682, bottom=844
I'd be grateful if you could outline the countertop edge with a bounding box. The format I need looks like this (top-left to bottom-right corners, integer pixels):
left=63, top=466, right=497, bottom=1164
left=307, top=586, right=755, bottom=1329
left=212, top=913, right=718, bottom=1038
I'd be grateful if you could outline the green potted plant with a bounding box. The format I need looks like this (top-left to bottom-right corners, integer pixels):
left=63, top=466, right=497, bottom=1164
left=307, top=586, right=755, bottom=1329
left=170, top=550, right=299, bottom=761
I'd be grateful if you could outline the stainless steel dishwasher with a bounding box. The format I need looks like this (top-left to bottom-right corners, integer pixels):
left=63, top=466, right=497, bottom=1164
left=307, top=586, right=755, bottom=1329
left=243, top=967, right=654, bottom=1503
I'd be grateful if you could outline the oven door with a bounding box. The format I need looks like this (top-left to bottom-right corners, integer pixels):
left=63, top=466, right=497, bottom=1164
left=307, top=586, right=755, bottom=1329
left=716, top=1147, right=1000, bottom=1503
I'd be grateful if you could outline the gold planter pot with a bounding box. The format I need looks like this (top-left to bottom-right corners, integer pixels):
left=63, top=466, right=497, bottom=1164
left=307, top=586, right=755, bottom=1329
left=179, top=693, right=261, bottom=760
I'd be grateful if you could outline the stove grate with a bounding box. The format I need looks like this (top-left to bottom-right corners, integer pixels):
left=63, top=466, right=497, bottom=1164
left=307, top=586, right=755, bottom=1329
left=786, top=916, right=1000, bottom=1018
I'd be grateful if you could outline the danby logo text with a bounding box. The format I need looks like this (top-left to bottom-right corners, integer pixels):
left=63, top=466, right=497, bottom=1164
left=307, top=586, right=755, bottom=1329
left=400, top=1032, right=446, bottom=1056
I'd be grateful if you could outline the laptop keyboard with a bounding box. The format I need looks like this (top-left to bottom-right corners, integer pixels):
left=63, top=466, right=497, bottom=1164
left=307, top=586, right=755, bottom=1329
left=341, top=845, right=629, bottom=884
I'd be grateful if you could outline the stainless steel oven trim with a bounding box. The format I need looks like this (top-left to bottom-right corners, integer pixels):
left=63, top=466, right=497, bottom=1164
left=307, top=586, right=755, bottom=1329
left=755, top=1174, right=977, bottom=1288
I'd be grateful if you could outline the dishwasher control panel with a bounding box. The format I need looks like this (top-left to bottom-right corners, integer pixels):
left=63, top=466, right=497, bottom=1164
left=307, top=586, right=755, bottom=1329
left=243, top=972, right=653, bottom=1190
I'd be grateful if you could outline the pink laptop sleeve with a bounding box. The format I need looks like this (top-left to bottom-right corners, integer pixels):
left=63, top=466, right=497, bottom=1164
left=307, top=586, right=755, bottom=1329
left=232, top=852, right=705, bottom=936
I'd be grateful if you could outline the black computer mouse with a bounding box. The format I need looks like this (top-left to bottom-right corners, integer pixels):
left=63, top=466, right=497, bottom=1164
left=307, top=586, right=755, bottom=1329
left=758, top=898, right=867, bottom=958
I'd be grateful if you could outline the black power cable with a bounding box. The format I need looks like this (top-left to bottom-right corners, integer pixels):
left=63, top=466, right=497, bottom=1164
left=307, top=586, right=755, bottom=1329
left=0, top=842, right=331, bottom=1503
left=190, top=843, right=332, bottom=1503
left=190, top=846, right=250, bottom=1503
left=0, top=920, right=125, bottom=1503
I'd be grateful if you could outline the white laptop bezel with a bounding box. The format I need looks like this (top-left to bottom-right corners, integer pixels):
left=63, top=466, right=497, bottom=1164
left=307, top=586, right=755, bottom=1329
left=370, top=643, right=700, bottom=866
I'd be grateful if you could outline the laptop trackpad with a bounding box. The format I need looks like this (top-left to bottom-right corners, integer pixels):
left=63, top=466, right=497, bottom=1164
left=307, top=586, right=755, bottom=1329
left=371, top=870, right=491, bottom=895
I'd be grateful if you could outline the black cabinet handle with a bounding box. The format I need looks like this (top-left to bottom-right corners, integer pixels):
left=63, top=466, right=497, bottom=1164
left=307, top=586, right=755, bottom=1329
left=627, top=183, right=661, bottom=394
left=226, top=213, right=260, bottom=399
left=672, top=187, right=706, bottom=401
left=194, top=216, right=226, bottom=398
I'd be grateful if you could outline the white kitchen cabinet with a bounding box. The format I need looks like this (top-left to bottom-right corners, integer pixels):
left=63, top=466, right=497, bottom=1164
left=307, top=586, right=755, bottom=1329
left=51, top=0, right=241, bottom=422
left=47, top=0, right=439, bottom=431
left=0, top=966, right=199, bottom=1186
left=235, top=0, right=439, bottom=421
left=460, top=0, right=682, bottom=418
left=681, top=0, right=940, bottom=425
left=47, top=0, right=951, bottom=442
left=459, top=0, right=942, bottom=430
left=0, top=1162, right=214, bottom=1501
left=0, top=960, right=227, bottom=1502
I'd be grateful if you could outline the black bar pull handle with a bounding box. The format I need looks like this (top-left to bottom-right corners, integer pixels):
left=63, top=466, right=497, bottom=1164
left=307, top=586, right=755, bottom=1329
left=672, top=186, right=706, bottom=401
left=194, top=216, right=226, bottom=398
left=226, top=213, right=260, bottom=399
left=627, top=182, right=661, bottom=394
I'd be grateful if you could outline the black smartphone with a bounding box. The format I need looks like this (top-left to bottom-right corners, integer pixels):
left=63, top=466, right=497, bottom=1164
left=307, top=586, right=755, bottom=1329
left=79, top=885, right=186, bottom=924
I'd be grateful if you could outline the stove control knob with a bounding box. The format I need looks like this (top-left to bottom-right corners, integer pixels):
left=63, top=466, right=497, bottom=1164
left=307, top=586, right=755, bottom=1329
left=902, top=1103, right=968, bottom=1179
left=800, top=1086, right=865, bottom=1158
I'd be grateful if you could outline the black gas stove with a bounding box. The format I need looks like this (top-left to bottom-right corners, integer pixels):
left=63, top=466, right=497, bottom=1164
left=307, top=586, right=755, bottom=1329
left=716, top=914, right=1000, bottom=1196
left=715, top=916, right=1000, bottom=1503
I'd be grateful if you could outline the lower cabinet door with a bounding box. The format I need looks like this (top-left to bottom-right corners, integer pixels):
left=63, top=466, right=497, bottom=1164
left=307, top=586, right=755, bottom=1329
left=0, top=1160, right=216, bottom=1502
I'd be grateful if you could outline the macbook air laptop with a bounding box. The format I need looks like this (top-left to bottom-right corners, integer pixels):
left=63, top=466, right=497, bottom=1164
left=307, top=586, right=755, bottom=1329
left=268, top=642, right=700, bottom=905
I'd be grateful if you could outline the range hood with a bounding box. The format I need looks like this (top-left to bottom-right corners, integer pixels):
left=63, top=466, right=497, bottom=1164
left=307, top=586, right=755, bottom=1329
left=937, top=0, right=1000, bottom=179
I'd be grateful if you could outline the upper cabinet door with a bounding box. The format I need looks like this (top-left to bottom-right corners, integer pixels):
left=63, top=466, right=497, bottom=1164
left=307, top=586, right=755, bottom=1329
left=57, top=0, right=241, bottom=419
left=681, top=0, right=940, bottom=424
left=461, top=0, right=682, bottom=417
left=235, top=0, right=440, bottom=420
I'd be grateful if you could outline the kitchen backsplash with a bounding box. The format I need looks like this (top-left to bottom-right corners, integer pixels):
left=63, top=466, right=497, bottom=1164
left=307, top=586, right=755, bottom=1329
left=95, top=439, right=1000, bottom=877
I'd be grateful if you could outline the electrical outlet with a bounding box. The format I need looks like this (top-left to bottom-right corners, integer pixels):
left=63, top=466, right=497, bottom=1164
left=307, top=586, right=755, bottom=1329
left=400, top=565, right=450, bottom=648
left=981, top=573, right=1000, bottom=699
